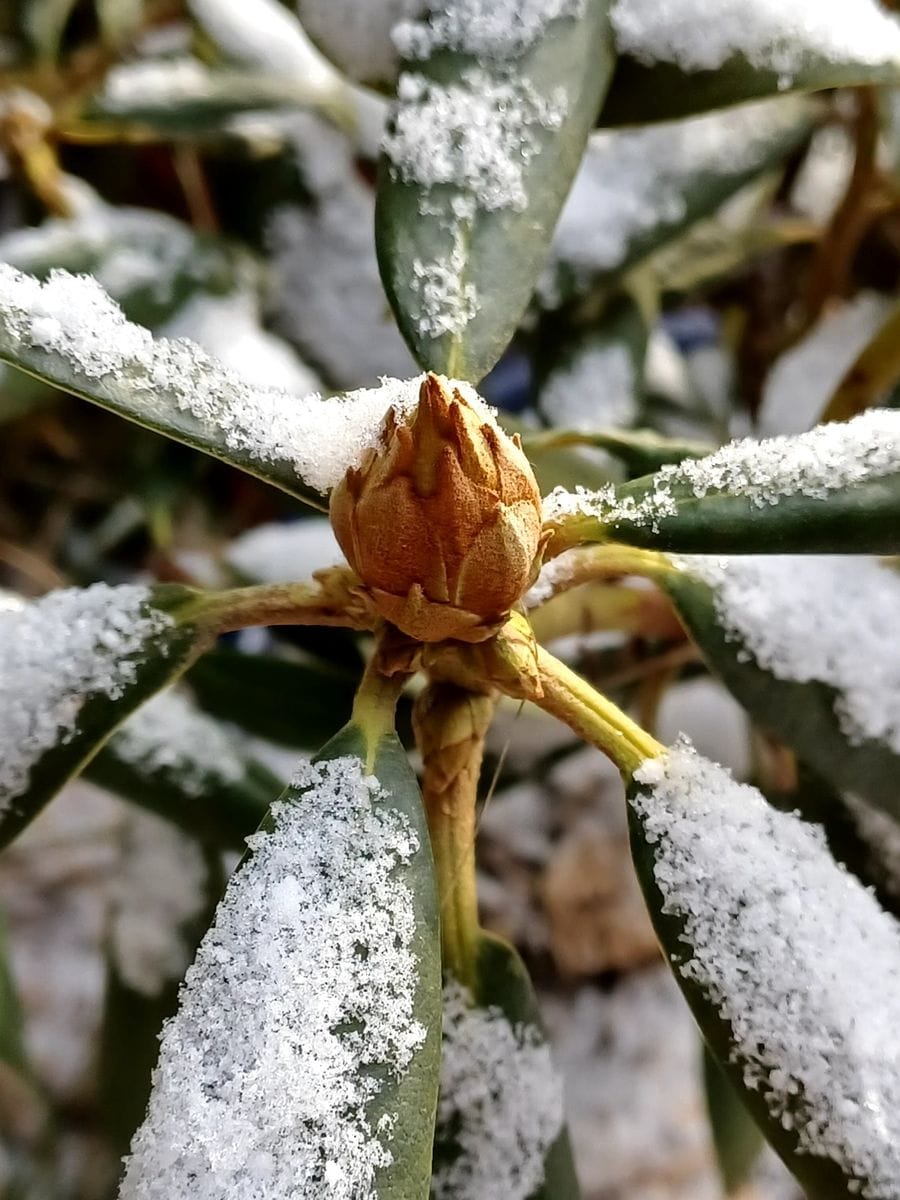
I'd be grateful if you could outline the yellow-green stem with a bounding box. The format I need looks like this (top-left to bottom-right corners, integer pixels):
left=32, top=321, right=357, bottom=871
left=535, top=645, right=663, bottom=778
left=413, top=683, right=495, bottom=987
left=182, top=580, right=371, bottom=634
left=352, top=655, right=407, bottom=772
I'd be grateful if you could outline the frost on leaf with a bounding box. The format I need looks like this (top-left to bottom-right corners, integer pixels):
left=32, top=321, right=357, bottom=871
left=118, top=756, right=426, bottom=1200
left=673, top=555, right=900, bottom=755
left=632, top=739, right=900, bottom=1195
left=543, top=409, right=900, bottom=530
left=0, top=584, right=173, bottom=810
left=434, top=978, right=564, bottom=1200
left=609, top=0, right=900, bottom=83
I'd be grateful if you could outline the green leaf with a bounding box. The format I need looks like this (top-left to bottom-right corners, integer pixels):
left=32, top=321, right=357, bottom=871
left=599, top=54, right=900, bottom=128
left=21, top=0, right=77, bottom=59
left=435, top=931, right=581, bottom=1200
left=376, top=2, right=616, bottom=381
left=0, top=264, right=418, bottom=508
left=186, top=649, right=359, bottom=750
left=544, top=411, right=900, bottom=554
left=659, top=560, right=900, bottom=818
left=0, top=583, right=208, bottom=849
left=117, top=718, right=441, bottom=1199
left=84, top=689, right=279, bottom=850
left=543, top=97, right=815, bottom=300
left=703, top=1042, right=764, bottom=1195
left=95, top=0, right=142, bottom=49
left=626, top=740, right=900, bottom=1198
left=525, top=426, right=711, bottom=477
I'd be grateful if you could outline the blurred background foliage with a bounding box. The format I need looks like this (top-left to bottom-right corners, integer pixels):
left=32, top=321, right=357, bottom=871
left=1, top=1, right=900, bottom=1197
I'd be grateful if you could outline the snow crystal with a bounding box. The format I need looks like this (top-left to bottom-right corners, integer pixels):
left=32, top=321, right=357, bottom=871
left=110, top=810, right=209, bottom=996
left=758, top=294, right=890, bottom=436
left=632, top=739, right=900, bottom=1195
left=393, top=0, right=586, bottom=62
left=609, top=0, right=900, bottom=79
left=543, top=409, right=900, bottom=528
left=435, top=978, right=564, bottom=1200
left=541, top=342, right=638, bottom=431
left=0, top=264, right=464, bottom=493
left=113, top=690, right=245, bottom=797
left=409, top=228, right=480, bottom=340
left=119, top=756, right=426, bottom=1200
left=674, top=555, right=900, bottom=755
left=547, top=98, right=809, bottom=283
left=225, top=517, right=344, bottom=583
left=385, top=70, right=566, bottom=213
left=0, top=584, right=173, bottom=809
left=160, top=288, right=320, bottom=394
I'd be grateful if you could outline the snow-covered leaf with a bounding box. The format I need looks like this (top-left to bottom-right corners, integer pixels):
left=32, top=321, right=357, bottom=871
left=434, top=932, right=580, bottom=1200
left=660, top=557, right=900, bottom=817
left=600, top=0, right=900, bottom=124
left=0, top=583, right=206, bottom=848
left=544, top=410, right=900, bottom=554
left=0, top=265, right=446, bottom=506
left=543, top=97, right=814, bottom=302
left=377, top=0, right=615, bottom=380
left=628, top=739, right=900, bottom=1197
left=118, top=720, right=441, bottom=1200
left=85, top=690, right=279, bottom=850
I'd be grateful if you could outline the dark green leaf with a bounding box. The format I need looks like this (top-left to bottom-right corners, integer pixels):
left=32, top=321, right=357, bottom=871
left=0, top=584, right=208, bottom=849
left=600, top=54, right=900, bottom=127
left=376, top=3, right=615, bottom=380
left=435, top=931, right=581, bottom=1200
left=545, top=414, right=900, bottom=554
left=703, top=1042, right=764, bottom=1195
left=660, top=565, right=900, bottom=818
left=544, top=98, right=814, bottom=300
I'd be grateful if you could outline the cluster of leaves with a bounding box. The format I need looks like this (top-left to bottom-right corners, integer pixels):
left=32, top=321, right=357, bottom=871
left=1, top=1, right=900, bottom=1199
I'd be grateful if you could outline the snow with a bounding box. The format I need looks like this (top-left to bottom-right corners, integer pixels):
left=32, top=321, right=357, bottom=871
left=119, top=755, right=427, bottom=1200
left=225, top=517, right=344, bottom=583
left=160, top=288, right=320, bottom=394
left=187, top=0, right=339, bottom=94
left=758, top=294, right=891, bottom=436
left=113, top=689, right=246, bottom=797
left=674, top=555, right=900, bottom=755
left=632, top=738, right=900, bottom=1195
left=0, top=584, right=173, bottom=809
left=543, top=409, right=900, bottom=528
left=434, top=978, right=564, bottom=1200
left=110, top=810, right=209, bottom=996
left=546, top=98, right=808, bottom=285
left=541, top=342, right=638, bottom=431
left=393, top=0, right=586, bottom=61
left=0, top=264, right=471, bottom=493
left=609, top=0, right=900, bottom=80
left=102, top=57, right=216, bottom=110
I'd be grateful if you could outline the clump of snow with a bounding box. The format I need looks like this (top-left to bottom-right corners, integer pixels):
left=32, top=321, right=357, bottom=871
left=524, top=549, right=582, bottom=608
left=609, top=0, right=900, bottom=80
left=409, top=229, right=480, bottom=340
left=435, top=978, right=564, bottom=1200
left=113, top=690, right=245, bottom=797
left=160, top=288, right=320, bottom=394
left=296, top=0, right=417, bottom=86
left=266, top=117, right=416, bottom=388
left=0, top=584, right=173, bottom=808
left=110, top=810, right=209, bottom=996
left=632, top=738, right=900, bottom=1194
left=758, top=294, right=891, bottom=436
left=393, top=0, right=586, bottom=61
left=541, top=342, right=638, bottom=431
left=102, top=58, right=215, bottom=111
left=543, top=409, right=900, bottom=529
left=545, top=98, right=808, bottom=287
left=119, top=756, right=426, bottom=1200
left=674, top=555, right=900, bottom=755
left=225, top=517, right=344, bottom=583
left=0, top=264, right=473, bottom=493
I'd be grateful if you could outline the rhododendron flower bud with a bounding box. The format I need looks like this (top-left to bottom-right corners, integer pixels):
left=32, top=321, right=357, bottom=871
left=330, top=374, right=544, bottom=643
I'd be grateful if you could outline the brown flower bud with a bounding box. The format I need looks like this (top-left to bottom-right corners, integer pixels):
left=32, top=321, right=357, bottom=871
left=330, top=374, right=544, bottom=643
